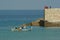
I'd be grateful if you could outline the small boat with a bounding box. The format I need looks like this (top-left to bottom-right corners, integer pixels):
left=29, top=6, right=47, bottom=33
left=11, top=26, right=32, bottom=32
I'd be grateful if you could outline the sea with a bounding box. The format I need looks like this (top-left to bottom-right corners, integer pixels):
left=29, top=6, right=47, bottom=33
left=0, top=10, right=60, bottom=40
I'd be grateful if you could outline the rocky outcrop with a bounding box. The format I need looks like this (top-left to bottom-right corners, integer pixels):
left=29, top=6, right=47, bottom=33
left=21, top=18, right=44, bottom=26
left=21, top=18, right=60, bottom=27
left=28, top=18, right=44, bottom=26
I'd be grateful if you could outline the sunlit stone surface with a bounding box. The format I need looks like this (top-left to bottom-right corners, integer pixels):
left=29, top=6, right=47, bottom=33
left=45, top=8, right=60, bottom=22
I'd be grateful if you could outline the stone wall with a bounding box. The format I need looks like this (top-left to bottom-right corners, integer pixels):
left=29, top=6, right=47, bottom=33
left=45, top=8, right=60, bottom=27
left=45, top=8, right=60, bottom=22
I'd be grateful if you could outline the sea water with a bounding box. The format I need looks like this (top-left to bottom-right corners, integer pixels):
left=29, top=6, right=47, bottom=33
left=0, top=10, right=60, bottom=40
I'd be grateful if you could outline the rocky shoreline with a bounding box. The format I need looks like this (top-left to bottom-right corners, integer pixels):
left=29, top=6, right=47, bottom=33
left=21, top=18, right=60, bottom=27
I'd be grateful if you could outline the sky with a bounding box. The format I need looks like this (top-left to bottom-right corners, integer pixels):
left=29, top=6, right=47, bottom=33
left=0, top=0, right=60, bottom=10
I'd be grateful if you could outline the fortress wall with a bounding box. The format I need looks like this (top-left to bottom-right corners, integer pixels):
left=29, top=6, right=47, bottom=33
left=45, top=8, right=60, bottom=22
left=45, top=8, right=60, bottom=27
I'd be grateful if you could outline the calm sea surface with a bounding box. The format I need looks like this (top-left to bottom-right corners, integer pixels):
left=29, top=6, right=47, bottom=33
left=0, top=10, right=60, bottom=40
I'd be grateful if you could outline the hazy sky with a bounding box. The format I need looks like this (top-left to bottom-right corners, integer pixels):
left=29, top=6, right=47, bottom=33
left=0, top=0, right=60, bottom=10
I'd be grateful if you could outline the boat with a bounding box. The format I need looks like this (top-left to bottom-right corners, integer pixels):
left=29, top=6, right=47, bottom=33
left=11, top=26, right=32, bottom=32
